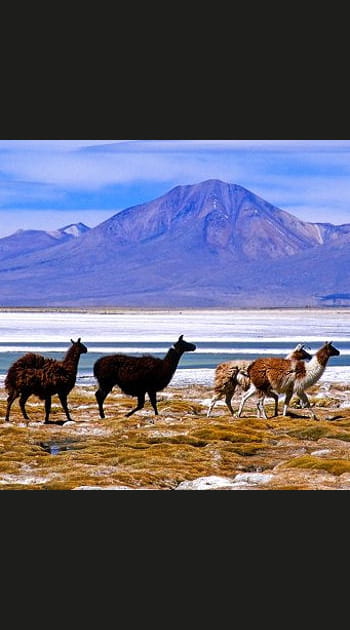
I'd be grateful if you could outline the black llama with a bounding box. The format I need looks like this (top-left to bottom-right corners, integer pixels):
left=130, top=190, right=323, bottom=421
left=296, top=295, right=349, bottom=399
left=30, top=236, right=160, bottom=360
left=5, top=338, right=88, bottom=425
left=94, top=334, right=196, bottom=418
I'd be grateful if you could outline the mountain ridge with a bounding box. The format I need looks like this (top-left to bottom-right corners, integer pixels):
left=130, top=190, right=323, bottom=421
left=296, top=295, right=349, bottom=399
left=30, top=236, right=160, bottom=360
left=0, top=222, right=90, bottom=263
left=0, top=180, right=349, bottom=307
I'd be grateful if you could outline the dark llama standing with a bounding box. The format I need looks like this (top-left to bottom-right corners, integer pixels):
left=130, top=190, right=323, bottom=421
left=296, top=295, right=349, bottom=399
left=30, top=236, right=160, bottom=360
left=94, top=334, right=196, bottom=419
left=4, top=338, right=88, bottom=425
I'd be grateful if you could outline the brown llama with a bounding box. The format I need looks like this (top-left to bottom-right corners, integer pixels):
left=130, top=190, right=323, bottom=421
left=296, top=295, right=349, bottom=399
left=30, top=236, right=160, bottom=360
left=236, top=341, right=340, bottom=420
left=207, top=360, right=251, bottom=417
left=5, top=338, right=88, bottom=425
left=94, top=334, right=196, bottom=419
left=207, top=343, right=312, bottom=417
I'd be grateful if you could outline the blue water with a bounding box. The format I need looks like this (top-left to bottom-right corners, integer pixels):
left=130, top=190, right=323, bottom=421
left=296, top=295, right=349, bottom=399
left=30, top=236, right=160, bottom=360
left=0, top=309, right=349, bottom=387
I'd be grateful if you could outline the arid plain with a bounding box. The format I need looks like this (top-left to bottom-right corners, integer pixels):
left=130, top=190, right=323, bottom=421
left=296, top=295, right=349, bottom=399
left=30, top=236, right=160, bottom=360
left=1, top=379, right=350, bottom=490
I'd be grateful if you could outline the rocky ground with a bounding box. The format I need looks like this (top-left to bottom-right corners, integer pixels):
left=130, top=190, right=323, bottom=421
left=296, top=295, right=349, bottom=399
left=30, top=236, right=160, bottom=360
left=1, top=381, right=350, bottom=490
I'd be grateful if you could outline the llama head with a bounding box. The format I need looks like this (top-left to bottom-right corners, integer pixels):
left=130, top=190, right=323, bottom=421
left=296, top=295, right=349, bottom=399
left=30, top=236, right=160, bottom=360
left=293, top=343, right=312, bottom=361
left=70, top=338, right=88, bottom=354
left=323, top=341, right=340, bottom=357
left=174, top=334, right=196, bottom=354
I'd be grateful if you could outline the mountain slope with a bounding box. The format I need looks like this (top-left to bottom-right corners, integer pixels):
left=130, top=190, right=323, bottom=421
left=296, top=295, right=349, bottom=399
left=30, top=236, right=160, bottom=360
left=0, top=180, right=349, bottom=307
left=0, top=223, right=90, bottom=263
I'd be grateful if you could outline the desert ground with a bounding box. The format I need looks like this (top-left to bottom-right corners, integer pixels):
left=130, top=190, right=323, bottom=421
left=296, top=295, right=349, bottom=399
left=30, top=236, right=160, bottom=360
left=1, top=380, right=350, bottom=490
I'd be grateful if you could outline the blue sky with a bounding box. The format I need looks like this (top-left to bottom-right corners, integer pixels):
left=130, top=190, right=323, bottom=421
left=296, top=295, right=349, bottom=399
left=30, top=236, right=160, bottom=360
left=0, top=139, right=349, bottom=238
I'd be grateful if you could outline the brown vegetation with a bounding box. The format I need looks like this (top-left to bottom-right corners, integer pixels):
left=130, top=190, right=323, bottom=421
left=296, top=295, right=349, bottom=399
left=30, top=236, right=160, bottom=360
left=1, top=379, right=350, bottom=490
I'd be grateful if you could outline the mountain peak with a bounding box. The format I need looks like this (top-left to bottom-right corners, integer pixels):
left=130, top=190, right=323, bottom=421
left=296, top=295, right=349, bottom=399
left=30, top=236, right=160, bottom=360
left=60, top=222, right=90, bottom=237
left=170, top=179, right=248, bottom=194
left=1, top=180, right=350, bottom=307
left=81, top=179, right=324, bottom=263
left=48, top=223, right=90, bottom=240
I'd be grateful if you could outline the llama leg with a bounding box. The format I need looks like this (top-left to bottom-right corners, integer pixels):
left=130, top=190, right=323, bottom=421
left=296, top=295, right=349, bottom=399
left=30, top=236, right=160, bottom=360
left=298, top=391, right=310, bottom=408
left=43, top=396, right=52, bottom=424
left=95, top=386, right=111, bottom=419
left=257, top=394, right=268, bottom=419
left=224, top=393, right=235, bottom=416
left=58, top=392, right=72, bottom=424
left=207, top=393, right=222, bottom=417
left=125, top=393, right=145, bottom=417
left=19, top=392, right=30, bottom=421
left=269, top=390, right=279, bottom=417
left=298, top=391, right=317, bottom=420
left=148, top=391, right=159, bottom=416
left=236, top=384, right=257, bottom=417
left=282, top=390, right=293, bottom=417
left=5, top=389, right=18, bottom=421
left=256, top=396, right=262, bottom=418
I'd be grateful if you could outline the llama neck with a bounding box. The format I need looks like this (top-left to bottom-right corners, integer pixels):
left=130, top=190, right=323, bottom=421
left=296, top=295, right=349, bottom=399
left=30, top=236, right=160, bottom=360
left=63, top=346, right=82, bottom=371
left=296, top=353, right=327, bottom=389
left=163, top=347, right=183, bottom=376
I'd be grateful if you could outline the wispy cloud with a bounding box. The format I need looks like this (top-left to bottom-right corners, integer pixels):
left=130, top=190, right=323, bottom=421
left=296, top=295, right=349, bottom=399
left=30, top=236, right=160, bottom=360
left=0, top=180, right=66, bottom=206
left=1, top=140, right=350, bottom=191
left=0, top=148, right=245, bottom=188
left=0, top=140, right=350, bottom=237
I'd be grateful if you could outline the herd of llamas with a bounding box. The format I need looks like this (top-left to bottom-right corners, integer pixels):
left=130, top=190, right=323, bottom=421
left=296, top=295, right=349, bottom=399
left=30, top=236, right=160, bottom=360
left=1, top=334, right=341, bottom=425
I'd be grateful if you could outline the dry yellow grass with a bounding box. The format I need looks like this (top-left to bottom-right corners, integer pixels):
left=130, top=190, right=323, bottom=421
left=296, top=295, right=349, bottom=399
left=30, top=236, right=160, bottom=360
left=1, top=382, right=350, bottom=490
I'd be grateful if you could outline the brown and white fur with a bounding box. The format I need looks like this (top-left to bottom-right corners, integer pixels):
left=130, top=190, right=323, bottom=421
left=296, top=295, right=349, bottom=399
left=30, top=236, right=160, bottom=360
left=207, top=360, right=251, bottom=417
left=236, top=341, right=340, bottom=420
left=207, top=343, right=311, bottom=417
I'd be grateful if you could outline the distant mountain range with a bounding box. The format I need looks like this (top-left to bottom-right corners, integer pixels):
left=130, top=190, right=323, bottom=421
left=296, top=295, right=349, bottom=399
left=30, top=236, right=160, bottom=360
left=0, top=179, right=350, bottom=307
left=0, top=223, right=90, bottom=262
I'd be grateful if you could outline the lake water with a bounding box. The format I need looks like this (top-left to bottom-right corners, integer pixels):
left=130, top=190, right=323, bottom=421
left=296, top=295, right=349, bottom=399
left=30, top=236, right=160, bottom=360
left=0, top=308, right=349, bottom=388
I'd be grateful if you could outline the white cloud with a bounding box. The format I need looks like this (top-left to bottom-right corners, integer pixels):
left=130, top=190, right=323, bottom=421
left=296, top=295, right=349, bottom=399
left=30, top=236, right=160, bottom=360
left=0, top=140, right=350, bottom=228
left=0, top=150, right=246, bottom=189
left=248, top=174, right=350, bottom=205
left=1, top=140, right=350, bottom=192
left=0, top=181, right=66, bottom=206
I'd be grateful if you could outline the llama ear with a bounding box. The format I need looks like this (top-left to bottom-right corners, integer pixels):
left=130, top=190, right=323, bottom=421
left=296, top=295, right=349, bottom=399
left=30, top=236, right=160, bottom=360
left=178, top=334, right=184, bottom=341
left=78, top=337, right=81, bottom=343
left=71, top=339, right=74, bottom=344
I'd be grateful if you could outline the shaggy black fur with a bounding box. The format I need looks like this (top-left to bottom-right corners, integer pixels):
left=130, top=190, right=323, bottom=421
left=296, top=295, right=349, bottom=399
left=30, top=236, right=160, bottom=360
left=93, top=334, right=196, bottom=419
left=5, top=338, right=88, bottom=425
